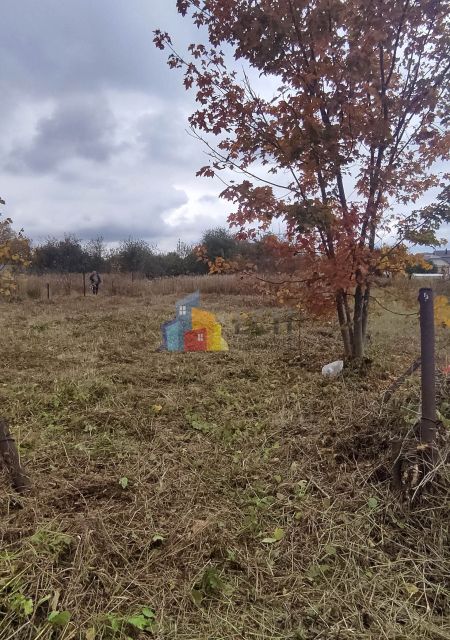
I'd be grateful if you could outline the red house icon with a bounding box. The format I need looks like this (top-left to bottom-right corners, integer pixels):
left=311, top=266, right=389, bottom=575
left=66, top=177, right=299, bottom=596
left=184, top=327, right=207, bottom=352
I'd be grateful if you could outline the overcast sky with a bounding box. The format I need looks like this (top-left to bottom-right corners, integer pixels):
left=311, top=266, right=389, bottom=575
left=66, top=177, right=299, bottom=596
left=1, top=2, right=448, bottom=252
left=0, top=0, right=233, bottom=250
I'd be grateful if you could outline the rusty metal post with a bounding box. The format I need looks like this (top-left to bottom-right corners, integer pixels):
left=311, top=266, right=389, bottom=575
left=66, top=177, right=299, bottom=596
left=418, top=288, right=436, bottom=446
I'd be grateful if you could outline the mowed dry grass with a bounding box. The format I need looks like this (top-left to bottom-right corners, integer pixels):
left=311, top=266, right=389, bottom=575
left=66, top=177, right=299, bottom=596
left=0, top=289, right=449, bottom=640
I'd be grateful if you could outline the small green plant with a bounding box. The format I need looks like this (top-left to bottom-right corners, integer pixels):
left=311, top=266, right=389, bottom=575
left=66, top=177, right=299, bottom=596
left=199, top=567, right=222, bottom=592
left=261, top=527, right=284, bottom=544
left=185, top=413, right=216, bottom=434
left=241, top=491, right=275, bottom=534
left=295, top=480, right=309, bottom=499
left=118, top=477, right=129, bottom=489
left=103, top=607, right=156, bottom=636
left=48, top=610, right=71, bottom=626
left=9, top=592, right=34, bottom=617
left=30, top=530, right=73, bottom=557
left=192, top=567, right=231, bottom=605
left=126, top=607, right=156, bottom=631
left=248, top=495, right=274, bottom=509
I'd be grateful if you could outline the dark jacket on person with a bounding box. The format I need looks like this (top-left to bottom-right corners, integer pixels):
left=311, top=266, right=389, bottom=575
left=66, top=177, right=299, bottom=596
left=89, top=272, right=101, bottom=285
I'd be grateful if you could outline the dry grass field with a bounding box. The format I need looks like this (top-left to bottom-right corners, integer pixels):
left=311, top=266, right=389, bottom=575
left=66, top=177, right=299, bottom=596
left=0, top=280, right=449, bottom=640
left=14, top=273, right=253, bottom=300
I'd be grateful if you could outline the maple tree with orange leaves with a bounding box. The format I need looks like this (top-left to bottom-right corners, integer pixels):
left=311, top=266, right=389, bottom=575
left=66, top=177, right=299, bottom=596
left=155, top=0, right=450, bottom=359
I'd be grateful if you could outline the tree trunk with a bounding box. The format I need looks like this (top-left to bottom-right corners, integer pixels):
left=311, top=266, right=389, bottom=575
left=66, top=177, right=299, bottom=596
left=353, top=284, right=365, bottom=359
left=336, top=292, right=352, bottom=358
left=362, top=284, right=371, bottom=344
left=336, top=286, right=371, bottom=361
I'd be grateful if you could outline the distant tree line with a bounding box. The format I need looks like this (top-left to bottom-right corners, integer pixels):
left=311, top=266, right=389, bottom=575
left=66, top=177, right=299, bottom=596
left=31, top=235, right=205, bottom=276
left=1, top=211, right=440, bottom=280
left=29, top=228, right=269, bottom=277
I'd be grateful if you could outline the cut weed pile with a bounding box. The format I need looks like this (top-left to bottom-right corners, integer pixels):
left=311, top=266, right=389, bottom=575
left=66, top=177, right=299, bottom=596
left=0, top=292, right=449, bottom=639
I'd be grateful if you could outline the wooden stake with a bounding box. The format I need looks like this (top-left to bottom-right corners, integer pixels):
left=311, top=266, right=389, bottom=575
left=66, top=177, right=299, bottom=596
left=0, top=418, right=31, bottom=494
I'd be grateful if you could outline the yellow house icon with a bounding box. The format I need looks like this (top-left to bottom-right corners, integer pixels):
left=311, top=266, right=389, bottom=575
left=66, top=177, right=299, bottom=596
left=192, top=308, right=229, bottom=351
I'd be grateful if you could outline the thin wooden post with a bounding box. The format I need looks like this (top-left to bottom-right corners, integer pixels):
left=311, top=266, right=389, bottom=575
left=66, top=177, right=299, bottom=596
left=83, top=272, right=86, bottom=297
left=0, top=419, right=31, bottom=493
left=46, top=283, right=50, bottom=299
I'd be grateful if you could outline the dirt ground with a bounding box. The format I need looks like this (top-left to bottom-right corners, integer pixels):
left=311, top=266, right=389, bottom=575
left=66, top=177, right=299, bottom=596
left=0, top=290, right=449, bottom=640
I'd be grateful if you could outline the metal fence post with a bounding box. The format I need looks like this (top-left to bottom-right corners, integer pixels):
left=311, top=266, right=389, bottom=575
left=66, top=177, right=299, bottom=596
left=83, top=272, right=86, bottom=297
left=418, top=288, right=436, bottom=446
left=46, top=283, right=50, bottom=300
left=392, top=288, right=439, bottom=497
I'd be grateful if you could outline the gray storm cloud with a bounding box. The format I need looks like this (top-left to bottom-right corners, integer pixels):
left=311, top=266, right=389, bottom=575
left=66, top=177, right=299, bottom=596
left=0, top=0, right=184, bottom=100
left=6, top=97, right=120, bottom=174
left=0, top=0, right=228, bottom=247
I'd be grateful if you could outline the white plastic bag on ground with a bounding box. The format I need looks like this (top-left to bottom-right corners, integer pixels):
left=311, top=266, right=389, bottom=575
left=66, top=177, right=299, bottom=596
left=321, top=360, right=344, bottom=377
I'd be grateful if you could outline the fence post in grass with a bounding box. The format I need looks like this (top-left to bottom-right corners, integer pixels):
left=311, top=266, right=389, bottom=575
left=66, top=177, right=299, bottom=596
left=46, top=282, right=50, bottom=300
left=0, top=418, right=31, bottom=494
left=418, top=288, right=436, bottom=448
left=83, top=271, right=86, bottom=297
left=391, top=288, right=439, bottom=498
left=234, top=319, right=240, bottom=335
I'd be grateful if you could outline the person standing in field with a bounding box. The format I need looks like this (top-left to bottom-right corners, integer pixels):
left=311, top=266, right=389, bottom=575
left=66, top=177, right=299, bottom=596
left=89, top=270, right=101, bottom=295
